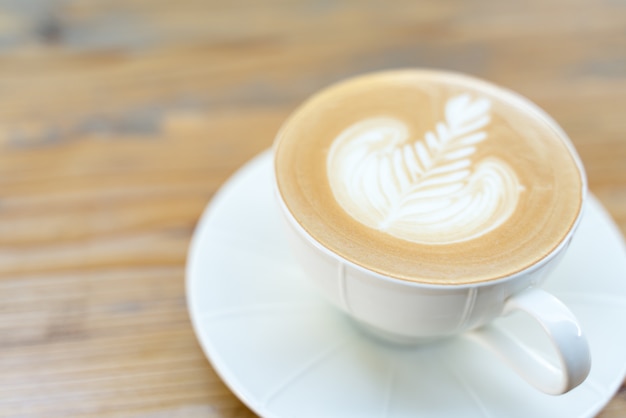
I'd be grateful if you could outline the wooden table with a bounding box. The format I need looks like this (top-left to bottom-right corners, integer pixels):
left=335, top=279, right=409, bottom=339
left=0, top=1, right=624, bottom=416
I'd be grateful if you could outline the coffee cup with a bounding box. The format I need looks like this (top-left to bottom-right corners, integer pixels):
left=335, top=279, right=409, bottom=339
left=272, top=69, right=591, bottom=395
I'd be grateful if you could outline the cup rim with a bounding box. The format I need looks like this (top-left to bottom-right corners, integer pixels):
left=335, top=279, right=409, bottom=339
left=273, top=69, right=588, bottom=289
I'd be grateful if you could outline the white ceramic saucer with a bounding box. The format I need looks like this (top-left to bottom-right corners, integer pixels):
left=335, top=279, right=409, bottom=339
left=187, top=150, right=626, bottom=418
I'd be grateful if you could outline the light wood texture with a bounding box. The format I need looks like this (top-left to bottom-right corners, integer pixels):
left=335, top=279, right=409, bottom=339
left=0, top=1, right=624, bottom=416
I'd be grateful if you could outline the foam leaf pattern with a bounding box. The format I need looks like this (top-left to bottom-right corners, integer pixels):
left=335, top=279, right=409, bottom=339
left=326, top=94, right=522, bottom=244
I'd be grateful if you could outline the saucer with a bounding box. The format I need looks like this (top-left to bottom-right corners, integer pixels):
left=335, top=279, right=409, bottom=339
left=186, top=150, right=626, bottom=418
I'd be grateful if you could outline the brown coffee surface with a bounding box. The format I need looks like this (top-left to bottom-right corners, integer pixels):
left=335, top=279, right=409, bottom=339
left=274, top=70, right=584, bottom=285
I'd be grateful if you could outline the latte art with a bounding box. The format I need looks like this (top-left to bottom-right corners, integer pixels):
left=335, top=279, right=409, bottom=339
left=327, top=94, right=522, bottom=244
left=274, top=70, right=583, bottom=284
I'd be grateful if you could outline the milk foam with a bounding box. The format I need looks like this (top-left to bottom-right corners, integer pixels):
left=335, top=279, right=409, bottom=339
left=327, top=94, right=522, bottom=244
left=274, top=70, right=583, bottom=284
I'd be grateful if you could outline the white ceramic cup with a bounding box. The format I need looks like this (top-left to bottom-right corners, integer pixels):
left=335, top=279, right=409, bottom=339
left=272, top=87, right=591, bottom=397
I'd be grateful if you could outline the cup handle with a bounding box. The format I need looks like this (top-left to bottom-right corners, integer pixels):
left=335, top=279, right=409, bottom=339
left=467, top=287, right=591, bottom=395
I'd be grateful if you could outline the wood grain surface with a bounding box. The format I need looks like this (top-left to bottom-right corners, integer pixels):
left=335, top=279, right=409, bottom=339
left=0, top=0, right=624, bottom=416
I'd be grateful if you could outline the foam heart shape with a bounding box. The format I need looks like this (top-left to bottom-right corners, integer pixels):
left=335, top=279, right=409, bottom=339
left=326, top=94, right=522, bottom=245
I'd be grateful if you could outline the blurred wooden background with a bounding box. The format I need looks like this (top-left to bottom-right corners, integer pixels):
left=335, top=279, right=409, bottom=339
left=0, top=0, right=624, bottom=416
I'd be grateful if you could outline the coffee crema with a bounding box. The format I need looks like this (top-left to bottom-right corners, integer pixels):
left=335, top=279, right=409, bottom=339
left=274, top=70, right=584, bottom=285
